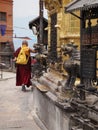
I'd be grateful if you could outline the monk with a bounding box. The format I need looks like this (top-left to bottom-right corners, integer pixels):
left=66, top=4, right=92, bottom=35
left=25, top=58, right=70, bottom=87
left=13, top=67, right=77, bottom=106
left=14, top=40, right=37, bottom=92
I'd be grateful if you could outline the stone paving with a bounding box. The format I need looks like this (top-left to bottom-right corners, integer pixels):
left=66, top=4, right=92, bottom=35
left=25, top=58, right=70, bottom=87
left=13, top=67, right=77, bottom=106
left=0, top=71, right=42, bottom=130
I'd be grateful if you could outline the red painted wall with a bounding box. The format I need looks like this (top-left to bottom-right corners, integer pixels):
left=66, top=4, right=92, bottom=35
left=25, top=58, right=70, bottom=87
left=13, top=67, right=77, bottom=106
left=0, top=0, right=13, bottom=43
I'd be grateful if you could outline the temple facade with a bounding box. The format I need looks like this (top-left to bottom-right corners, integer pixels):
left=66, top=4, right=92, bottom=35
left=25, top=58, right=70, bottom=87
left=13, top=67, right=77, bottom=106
left=0, top=0, right=14, bottom=68
left=44, top=0, right=80, bottom=59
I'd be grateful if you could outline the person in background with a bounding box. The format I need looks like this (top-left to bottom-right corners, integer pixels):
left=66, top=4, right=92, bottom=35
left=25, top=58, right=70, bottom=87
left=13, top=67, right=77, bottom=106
left=13, top=40, right=37, bottom=92
left=31, top=56, right=37, bottom=65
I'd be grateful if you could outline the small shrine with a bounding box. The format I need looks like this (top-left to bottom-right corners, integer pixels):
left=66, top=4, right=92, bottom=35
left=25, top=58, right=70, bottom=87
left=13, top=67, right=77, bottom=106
left=0, top=42, right=14, bottom=69
left=29, top=16, right=48, bottom=49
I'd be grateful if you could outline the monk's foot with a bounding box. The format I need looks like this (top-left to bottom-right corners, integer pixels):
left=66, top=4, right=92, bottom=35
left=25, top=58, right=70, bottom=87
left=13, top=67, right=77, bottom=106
left=22, top=85, right=26, bottom=92
left=26, top=85, right=30, bottom=88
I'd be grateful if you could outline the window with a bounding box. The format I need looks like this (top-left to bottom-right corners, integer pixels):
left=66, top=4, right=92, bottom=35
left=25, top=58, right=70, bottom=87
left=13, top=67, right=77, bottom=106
left=0, top=12, right=6, bottom=21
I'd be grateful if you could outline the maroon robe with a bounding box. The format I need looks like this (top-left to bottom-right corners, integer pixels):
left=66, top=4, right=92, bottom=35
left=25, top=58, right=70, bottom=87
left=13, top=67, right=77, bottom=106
left=14, top=47, right=31, bottom=87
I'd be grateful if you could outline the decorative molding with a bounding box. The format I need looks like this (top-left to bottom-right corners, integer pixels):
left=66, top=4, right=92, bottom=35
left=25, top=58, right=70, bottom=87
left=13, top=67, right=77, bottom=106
left=55, top=24, right=61, bottom=29
left=44, top=0, right=62, bottom=14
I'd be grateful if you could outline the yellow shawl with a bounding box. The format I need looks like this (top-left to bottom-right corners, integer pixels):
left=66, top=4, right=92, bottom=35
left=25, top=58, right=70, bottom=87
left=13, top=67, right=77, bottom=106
left=21, top=45, right=30, bottom=56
